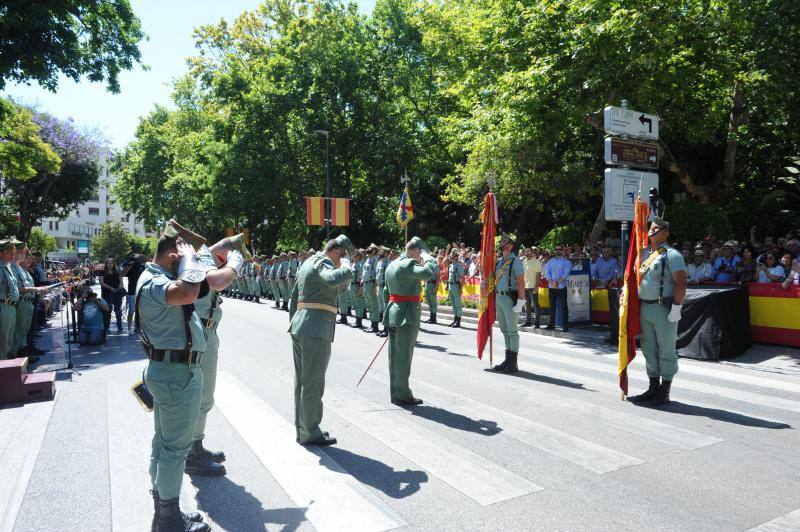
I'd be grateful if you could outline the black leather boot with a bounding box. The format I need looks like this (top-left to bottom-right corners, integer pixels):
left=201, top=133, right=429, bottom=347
left=377, top=324, right=388, bottom=337
left=338, top=314, right=349, bottom=325
left=352, top=317, right=363, bottom=329
left=430, top=314, right=437, bottom=324
left=193, top=439, right=225, bottom=463
left=185, top=440, right=227, bottom=476
left=649, top=379, right=672, bottom=406
left=501, top=351, right=518, bottom=374
left=629, top=377, right=660, bottom=403
left=151, top=491, right=202, bottom=532
left=368, top=321, right=379, bottom=333
left=493, top=350, right=510, bottom=371
left=452, top=317, right=461, bottom=329
left=448, top=318, right=457, bottom=327
left=154, top=494, right=209, bottom=532
left=282, top=301, right=289, bottom=311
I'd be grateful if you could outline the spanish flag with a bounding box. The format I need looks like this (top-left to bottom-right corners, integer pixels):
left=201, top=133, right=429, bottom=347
left=396, top=186, right=414, bottom=227
left=305, top=197, right=325, bottom=226
left=618, top=197, right=650, bottom=396
left=477, top=191, right=498, bottom=359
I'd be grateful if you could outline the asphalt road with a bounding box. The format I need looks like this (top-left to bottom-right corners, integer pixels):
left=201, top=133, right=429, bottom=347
left=4, top=295, right=800, bottom=532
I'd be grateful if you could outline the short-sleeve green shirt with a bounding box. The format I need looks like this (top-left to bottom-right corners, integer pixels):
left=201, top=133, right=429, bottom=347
left=495, top=253, right=525, bottom=291
left=136, top=262, right=207, bottom=352
left=638, top=244, right=687, bottom=300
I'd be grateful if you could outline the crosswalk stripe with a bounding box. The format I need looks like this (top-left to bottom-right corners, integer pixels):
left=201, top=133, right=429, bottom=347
left=535, top=340, right=800, bottom=396
left=338, top=360, right=647, bottom=471
left=340, top=358, right=723, bottom=452
left=518, top=349, right=800, bottom=415
left=0, top=396, right=56, bottom=532
left=267, top=368, right=544, bottom=505
left=748, top=508, right=800, bottom=531
left=214, top=371, right=406, bottom=532
left=107, top=384, right=213, bottom=532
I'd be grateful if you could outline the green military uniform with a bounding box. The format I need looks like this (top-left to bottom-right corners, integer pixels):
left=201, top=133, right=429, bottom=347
left=289, top=241, right=354, bottom=444
left=348, top=255, right=365, bottom=327
left=362, top=247, right=380, bottom=332
left=447, top=255, right=465, bottom=327
left=336, top=279, right=351, bottom=324
left=423, top=267, right=438, bottom=325
left=288, top=253, right=299, bottom=294
left=0, top=240, right=21, bottom=359
left=492, top=248, right=525, bottom=373
left=375, top=251, right=390, bottom=336
left=638, top=242, right=686, bottom=382
left=138, top=262, right=207, bottom=502
left=270, top=257, right=281, bottom=307
left=10, top=260, right=35, bottom=357
left=278, top=254, right=290, bottom=310
left=383, top=238, right=439, bottom=404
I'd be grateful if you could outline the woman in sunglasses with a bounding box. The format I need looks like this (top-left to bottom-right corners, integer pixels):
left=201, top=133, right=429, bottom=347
left=757, top=254, right=786, bottom=283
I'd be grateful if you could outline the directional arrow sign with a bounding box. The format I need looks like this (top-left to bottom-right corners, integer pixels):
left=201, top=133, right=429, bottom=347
left=604, top=168, right=659, bottom=222
left=603, top=106, right=659, bottom=140
left=604, top=137, right=659, bottom=169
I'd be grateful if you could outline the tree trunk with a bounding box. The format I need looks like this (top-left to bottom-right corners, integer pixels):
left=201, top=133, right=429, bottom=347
left=515, top=201, right=529, bottom=244
left=589, top=201, right=606, bottom=244
left=717, top=79, right=745, bottom=204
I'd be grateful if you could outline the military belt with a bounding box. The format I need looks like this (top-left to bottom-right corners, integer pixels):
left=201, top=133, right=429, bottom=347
left=1, top=298, right=18, bottom=306
left=297, top=301, right=338, bottom=314
left=147, top=348, right=202, bottom=364
left=496, top=290, right=515, bottom=296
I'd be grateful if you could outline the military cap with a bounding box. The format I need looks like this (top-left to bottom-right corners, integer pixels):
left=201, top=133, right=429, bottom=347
left=498, top=233, right=516, bottom=248
left=226, top=233, right=253, bottom=261
left=650, top=217, right=669, bottom=229
left=162, top=219, right=207, bottom=249
left=331, top=235, right=356, bottom=258
left=407, top=236, right=429, bottom=253
left=367, top=243, right=379, bottom=253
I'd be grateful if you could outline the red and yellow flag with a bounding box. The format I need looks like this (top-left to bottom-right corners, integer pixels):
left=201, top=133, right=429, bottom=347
left=330, top=198, right=350, bottom=226
left=305, top=196, right=325, bottom=226
left=477, top=191, right=498, bottom=359
left=618, top=197, right=651, bottom=395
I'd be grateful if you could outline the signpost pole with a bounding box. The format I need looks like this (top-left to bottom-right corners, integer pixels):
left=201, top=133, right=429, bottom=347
left=620, top=221, right=629, bottom=271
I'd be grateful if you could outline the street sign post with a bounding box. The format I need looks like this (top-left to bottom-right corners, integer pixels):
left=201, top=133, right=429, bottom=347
left=603, top=106, right=659, bottom=140
left=604, top=137, right=659, bottom=169
left=604, top=168, right=659, bottom=222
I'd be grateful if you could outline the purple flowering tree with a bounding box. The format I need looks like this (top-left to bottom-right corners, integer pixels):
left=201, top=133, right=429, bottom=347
left=6, top=109, right=106, bottom=239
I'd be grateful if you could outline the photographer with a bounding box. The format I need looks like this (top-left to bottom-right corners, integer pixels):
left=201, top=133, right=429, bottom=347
left=100, top=258, right=124, bottom=332
left=122, top=254, right=145, bottom=336
left=73, top=288, right=109, bottom=346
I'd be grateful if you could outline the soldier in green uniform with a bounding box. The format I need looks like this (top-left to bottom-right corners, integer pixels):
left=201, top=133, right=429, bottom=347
left=362, top=244, right=380, bottom=333
left=447, top=250, right=465, bottom=328
left=183, top=233, right=247, bottom=477
left=491, top=234, right=526, bottom=374
left=423, top=259, right=439, bottom=326
left=270, top=255, right=281, bottom=308
left=383, top=237, right=439, bottom=405
left=336, top=275, right=351, bottom=325
left=629, top=217, right=687, bottom=406
left=375, top=247, right=390, bottom=336
left=138, top=224, right=209, bottom=532
left=0, top=239, right=20, bottom=359
left=348, top=250, right=365, bottom=329
left=288, top=251, right=299, bottom=295
left=289, top=235, right=355, bottom=446
left=10, top=242, right=46, bottom=358
left=277, top=252, right=290, bottom=310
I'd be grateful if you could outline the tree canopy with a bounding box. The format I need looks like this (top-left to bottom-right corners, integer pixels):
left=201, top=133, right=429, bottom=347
left=112, top=0, right=800, bottom=249
left=0, top=0, right=145, bottom=93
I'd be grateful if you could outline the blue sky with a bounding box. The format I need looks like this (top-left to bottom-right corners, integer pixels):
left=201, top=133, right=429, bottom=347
left=2, top=0, right=376, bottom=149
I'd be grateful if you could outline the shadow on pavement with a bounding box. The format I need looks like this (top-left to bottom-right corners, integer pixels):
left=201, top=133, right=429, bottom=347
left=409, top=404, right=501, bottom=436
left=192, top=475, right=308, bottom=532
left=418, top=327, right=449, bottom=336
left=631, top=400, right=792, bottom=429
left=415, top=342, right=447, bottom=353
left=484, top=368, right=590, bottom=390
left=321, top=447, right=428, bottom=499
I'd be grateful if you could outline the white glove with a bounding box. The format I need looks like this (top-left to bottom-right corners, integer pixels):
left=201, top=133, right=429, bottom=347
left=667, top=303, right=682, bottom=322
left=513, top=299, right=525, bottom=314
left=340, top=257, right=352, bottom=269
left=420, top=251, right=433, bottom=263
left=225, top=250, right=244, bottom=275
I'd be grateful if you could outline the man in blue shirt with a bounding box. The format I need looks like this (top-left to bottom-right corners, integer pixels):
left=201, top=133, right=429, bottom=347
left=593, top=246, right=621, bottom=344
left=543, top=244, right=572, bottom=331
left=491, top=234, right=526, bottom=374
left=713, top=241, right=740, bottom=284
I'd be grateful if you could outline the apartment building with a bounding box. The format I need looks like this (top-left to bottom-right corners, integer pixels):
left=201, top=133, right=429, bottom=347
left=40, top=149, right=154, bottom=258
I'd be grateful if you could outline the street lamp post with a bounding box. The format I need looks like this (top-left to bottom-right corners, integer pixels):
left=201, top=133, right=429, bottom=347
left=314, top=130, right=331, bottom=238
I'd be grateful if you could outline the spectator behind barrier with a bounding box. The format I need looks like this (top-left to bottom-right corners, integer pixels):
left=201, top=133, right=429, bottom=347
left=782, top=258, right=800, bottom=289
left=74, top=287, right=109, bottom=345
left=736, top=246, right=758, bottom=283
left=757, top=253, right=786, bottom=283
left=687, top=249, right=715, bottom=284
left=713, top=240, right=741, bottom=284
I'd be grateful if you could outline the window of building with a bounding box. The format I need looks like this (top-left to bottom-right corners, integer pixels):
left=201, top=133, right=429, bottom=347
left=49, top=221, right=53, bottom=230
left=89, top=207, right=100, bottom=215
left=55, top=221, right=59, bottom=230
left=106, top=207, right=111, bottom=216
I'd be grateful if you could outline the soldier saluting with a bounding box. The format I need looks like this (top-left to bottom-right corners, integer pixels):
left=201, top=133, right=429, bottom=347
left=383, top=237, right=439, bottom=406
left=138, top=223, right=209, bottom=532
left=289, top=235, right=356, bottom=446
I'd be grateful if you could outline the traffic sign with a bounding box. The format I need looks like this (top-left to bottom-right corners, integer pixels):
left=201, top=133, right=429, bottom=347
left=603, top=106, right=659, bottom=140
left=604, top=137, right=659, bottom=169
left=604, top=168, right=659, bottom=221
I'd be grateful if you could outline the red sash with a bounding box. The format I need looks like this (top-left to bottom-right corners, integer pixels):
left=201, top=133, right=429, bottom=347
left=389, top=294, right=419, bottom=303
